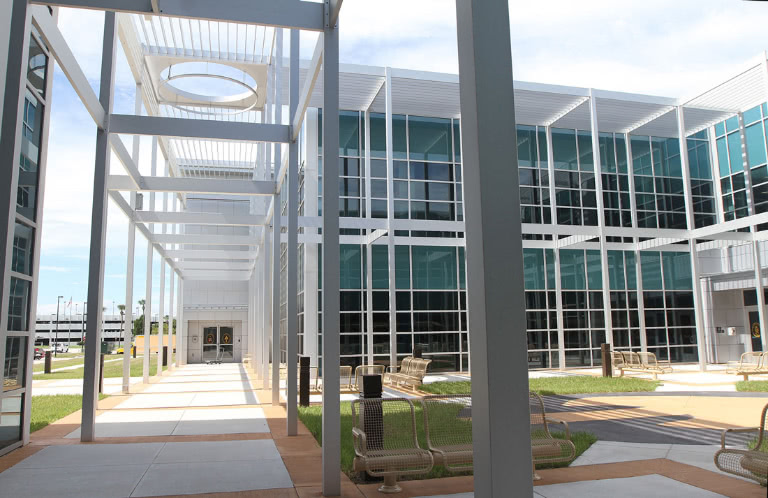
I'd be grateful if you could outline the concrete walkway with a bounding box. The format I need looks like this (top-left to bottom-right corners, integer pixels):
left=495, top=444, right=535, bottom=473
left=1, top=363, right=766, bottom=497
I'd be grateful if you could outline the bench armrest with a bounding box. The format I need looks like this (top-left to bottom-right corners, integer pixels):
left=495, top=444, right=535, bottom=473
left=720, top=427, right=760, bottom=449
left=546, top=417, right=571, bottom=440
left=352, top=427, right=367, bottom=456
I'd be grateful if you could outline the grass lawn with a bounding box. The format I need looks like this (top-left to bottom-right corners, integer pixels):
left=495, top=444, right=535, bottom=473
left=298, top=401, right=596, bottom=482
left=31, top=394, right=108, bottom=433
left=735, top=380, right=768, bottom=392
left=33, top=356, right=167, bottom=380
left=33, top=357, right=85, bottom=373
left=420, top=376, right=660, bottom=396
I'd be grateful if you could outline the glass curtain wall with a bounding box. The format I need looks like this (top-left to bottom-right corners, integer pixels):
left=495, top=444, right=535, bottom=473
left=552, top=128, right=598, bottom=226
left=741, top=104, right=768, bottom=221
left=715, top=116, right=750, bottom=220
left=686, top=130, right=717, bottom=227
left=632, top=135, right=687, bottom=229
left=640, top=251, right=698, bottom=361
left=523, top=248, right=558, bottom=368
left=2, top=26, right=51, bottom=454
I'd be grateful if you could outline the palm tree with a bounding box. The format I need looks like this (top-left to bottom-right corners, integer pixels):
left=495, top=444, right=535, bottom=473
left=138, top=299, right=146, bottom=314
left=117, top=304, right=125, bottom=313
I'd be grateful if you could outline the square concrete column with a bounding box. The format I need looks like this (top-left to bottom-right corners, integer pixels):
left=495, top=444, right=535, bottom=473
left=455, top=0, right=533, bottom=495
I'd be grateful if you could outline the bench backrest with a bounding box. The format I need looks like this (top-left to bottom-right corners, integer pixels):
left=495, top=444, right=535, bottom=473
left=638, top=352, right=659, bottom=367
left=529, top=391, right=554, bottom=440
left=740, top=352, right=764, bottom=369
left=411, top=358, right=431, bottom=380
left=352, top=398, right=420, bottom=452
left=422, top=394, right=472, bottom=451
left=611, top=351, right=626, bottom=367
left=340, top=365, right=353, bottom=387
left=622, top=351, right=643, bottom=367
left=398, top=357, right=414, bottom=375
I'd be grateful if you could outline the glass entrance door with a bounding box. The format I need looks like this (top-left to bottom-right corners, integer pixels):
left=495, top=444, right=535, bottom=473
left=749, top=311, right=762, bottom=352
left=219, top=326, right=234, bottom=361
left=202, top=325, right=235, bottom=362
left=203, top=326, right=219, bottom=361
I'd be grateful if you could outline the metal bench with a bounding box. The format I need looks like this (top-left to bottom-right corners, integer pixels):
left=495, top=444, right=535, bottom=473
left=714, top=402, right=768, bottom=485
left=389, top=358, right=432, bottom=391
left=352, top=397, right=433, bottom=493
left=614, top=351, right=672, bottom=380
left=726, top=352, right=767, bottom=381
left=530, top=391, right=576, bottom=480
left=384, top=356, right=413, bottom=384
left=422, top=394, right=473, bottom=473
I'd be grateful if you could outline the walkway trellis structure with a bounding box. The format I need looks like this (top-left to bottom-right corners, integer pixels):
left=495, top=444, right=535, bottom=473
left=4, top=0, right=766, bottom=494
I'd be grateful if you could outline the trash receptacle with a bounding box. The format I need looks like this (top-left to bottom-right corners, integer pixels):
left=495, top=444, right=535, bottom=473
left=101, top=341, right=109, bottom=354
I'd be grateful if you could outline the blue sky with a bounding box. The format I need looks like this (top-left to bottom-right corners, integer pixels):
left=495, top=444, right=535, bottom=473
left=36, top=0, right=768, bottom=316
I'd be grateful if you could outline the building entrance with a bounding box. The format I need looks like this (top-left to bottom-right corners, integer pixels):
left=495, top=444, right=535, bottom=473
left=748, top=311, right=763, bottom=352
left=202, top=326, right=235, bottom=362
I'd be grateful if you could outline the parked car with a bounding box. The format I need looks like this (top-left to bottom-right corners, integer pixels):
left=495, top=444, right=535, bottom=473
left=34, top=347, right=44, bottom=360
left=54, top=343, right=69, bottom=353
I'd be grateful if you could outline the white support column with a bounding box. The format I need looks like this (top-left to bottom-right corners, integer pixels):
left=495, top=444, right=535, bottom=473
left=677, top=106, right=707, bottom=369
left=156, top=161, right=168, bottom=377
left=122, top=83, right=141, bottom=392
left=588, top=91, right=614, bottom=352
left=143, top=137, right=158, bottom=384
left=168, top=259, right=175, bottom=370
left=177, top=275, right=183, bottom=366
left=81, top=11, right=117, bottom=442
left=272, top=200, right=281, bottom=406
left=262, top=231, right=271, bottom=389
left=545, top=126, right=565, bottom=369
left=625, top=133, right=647, bottom=352
left=286, top=28, right=299, bottom=436
left=752, top=238, right=768, bottom=352
left=455, top=1, right=532, bottom=496
left=304, top=109, right=320, bottom=369
left=363, top=110, right=374, bottom=366
left=384, top=67, right=397, bottom=369
left=250, top=270, right=257, bottom=375
left=321, top=11, right=341, bottom=496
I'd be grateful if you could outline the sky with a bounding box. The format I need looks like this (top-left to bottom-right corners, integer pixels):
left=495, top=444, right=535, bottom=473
left=35, top=0, right=768, bottom=316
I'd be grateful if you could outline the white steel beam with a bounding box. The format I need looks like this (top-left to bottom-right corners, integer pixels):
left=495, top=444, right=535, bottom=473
left=183, top=271, right=251, bottom=281
left=30, top=0, right=327, bottom=31
left=135, top=211, right=267, bottom=227
left=109, top=135, right=143, bottom=189
left=30, top=6, right=106, bottom=128
left=108, top=175, right=275, bottom=196
left=291, top=36, right=323, bottom=141
left=455, top=1, right=532, bottom=496
left=152, top=234, right=258, bottom=245
left=176, top=261, right=254, bottom=271
left=109, top=114, right=292, bottom=143
left=327, top=0, right=343, bottom=29
left=165, top=249, right=256, bottom=260
left=81, top=11, right=117, bottom=443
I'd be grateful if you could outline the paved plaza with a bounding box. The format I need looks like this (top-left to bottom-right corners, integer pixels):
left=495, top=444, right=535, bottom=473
left=0, top=363, right=765, bottom=497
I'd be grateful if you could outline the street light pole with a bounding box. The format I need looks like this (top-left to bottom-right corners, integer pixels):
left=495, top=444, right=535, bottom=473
left=55, top=296, right=63, bottom=357
left=82, top=300, right=87, bottom=345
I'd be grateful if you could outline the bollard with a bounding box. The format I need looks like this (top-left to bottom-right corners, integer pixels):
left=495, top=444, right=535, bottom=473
left=601, top=343, right=612, bottom=378
left=132, top=344, right=136, bottom=358
left=359, top=374, right=383, bottom=451
left=299, top=356, right=310, bottom=407
left=98, top=353, right=105, bottom=393
left=163, top=346, right=168, bottom=367
left=44, top=351, right=52, bottom=374
left=413, top=346, right=423, bottom=359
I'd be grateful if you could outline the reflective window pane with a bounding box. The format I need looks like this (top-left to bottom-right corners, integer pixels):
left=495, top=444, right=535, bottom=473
left=3, top=336, right=27, bottom=392
left=11, top=222, right=34, bottom=276
left=7, top=278, right=30, bottom=331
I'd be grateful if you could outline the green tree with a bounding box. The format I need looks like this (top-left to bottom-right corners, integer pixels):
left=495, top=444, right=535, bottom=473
left=132, top=314, right=144, bottom=337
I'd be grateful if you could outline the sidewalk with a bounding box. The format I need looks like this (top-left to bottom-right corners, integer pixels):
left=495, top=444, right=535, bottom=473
left=1, top=363, right=765, bottom=497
